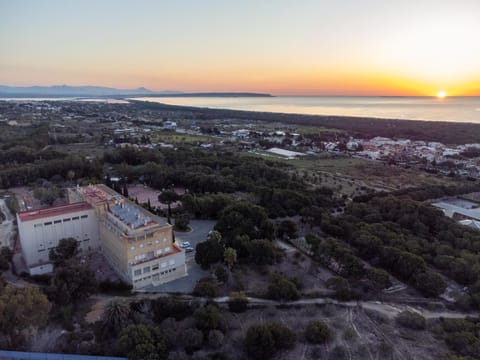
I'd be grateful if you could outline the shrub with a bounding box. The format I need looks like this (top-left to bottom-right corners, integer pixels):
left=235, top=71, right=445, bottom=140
left=395, top=311, right=426, bottom=330
left=244, top=322, right=296, bottom=360
left=228, top=291, right=249, bottom=313
left=267, top=273, right=300, bottom=301
left=208, top=329, right=224, bottom=349
left=305, top=320, right=332, bottom=344
left=214, top=265, right=229, bottom=283
left=194, top=278, right=218, bottom=297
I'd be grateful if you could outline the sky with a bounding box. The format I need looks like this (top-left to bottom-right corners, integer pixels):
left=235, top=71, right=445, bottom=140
left=1, top=0, right=480, bottom=96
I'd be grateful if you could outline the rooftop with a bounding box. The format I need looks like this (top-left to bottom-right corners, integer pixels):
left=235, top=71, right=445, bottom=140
left=17, top=202, right=93, bottom=222
left=109, top=202, right=155, bottom=230
left=80, top=184, right=121, bottom=205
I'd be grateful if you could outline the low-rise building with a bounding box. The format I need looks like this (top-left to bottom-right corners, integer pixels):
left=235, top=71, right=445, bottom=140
left=16, top=202, right=99, bottom=275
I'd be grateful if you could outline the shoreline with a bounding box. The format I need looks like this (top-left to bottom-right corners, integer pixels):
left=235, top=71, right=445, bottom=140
left=129, top=99, right=480, bottom=145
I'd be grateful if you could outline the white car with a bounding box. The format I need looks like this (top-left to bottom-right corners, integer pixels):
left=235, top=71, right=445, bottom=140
left=180, top=241, right=191, bottom=248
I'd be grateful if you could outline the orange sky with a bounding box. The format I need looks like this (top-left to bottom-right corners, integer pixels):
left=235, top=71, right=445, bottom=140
left=1, top=0, right=480, bottom=96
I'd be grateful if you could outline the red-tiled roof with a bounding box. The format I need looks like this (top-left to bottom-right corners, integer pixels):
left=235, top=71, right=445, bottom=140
left=17, top=202, right=93, bottom=222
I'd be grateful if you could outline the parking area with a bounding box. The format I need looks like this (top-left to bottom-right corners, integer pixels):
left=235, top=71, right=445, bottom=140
left=141, top=219, right=217, bottom=293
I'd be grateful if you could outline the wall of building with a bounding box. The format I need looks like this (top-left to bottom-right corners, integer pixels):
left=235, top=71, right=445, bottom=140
left=130, top=248, right=187, bottom=289
left=17, top=208, right=99, bottom=274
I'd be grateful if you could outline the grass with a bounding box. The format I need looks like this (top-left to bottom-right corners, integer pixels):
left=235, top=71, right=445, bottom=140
left=151, top=130, right=215, bottom=144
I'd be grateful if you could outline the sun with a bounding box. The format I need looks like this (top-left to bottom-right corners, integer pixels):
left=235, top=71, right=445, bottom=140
left=436, top=91, right=447, bottom=99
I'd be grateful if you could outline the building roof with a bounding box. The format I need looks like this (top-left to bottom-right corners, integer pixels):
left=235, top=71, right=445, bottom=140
left=17, top=202, right=93, bottom=222
left=432, top=202, right=480, bottom=221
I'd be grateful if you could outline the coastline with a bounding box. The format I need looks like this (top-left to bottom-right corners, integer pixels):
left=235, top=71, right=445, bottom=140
left=129, top=99, right=480, bottom=145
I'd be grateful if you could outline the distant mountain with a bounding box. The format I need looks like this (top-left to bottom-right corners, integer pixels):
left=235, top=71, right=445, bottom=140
left=0, top=85, right=180, bottom=97
left=0, top=85, right=272, bottom=98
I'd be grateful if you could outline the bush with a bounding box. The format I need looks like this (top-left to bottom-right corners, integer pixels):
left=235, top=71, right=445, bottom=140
left=214, top=265, right=229, bottom=283
left=182, top=327, right=204, bottom=354
left=228, top=292, right=249, bottom=313
left=194, top=278, right=218, bottom=297
left=267, top=273, right=300, bottom=301
left=305, top=320, right=332, bottom=344
left=395, top=311, right=426, bottom=330
left=208, top=329, right=224, bottom=349
left=328, top=345, right=348, bottom=360
left=244, top=322, right=296, bottom=360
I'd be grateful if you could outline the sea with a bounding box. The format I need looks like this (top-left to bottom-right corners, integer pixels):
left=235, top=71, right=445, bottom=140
left=2, top=96, right=480, bottom=123
left=134, top=96, right=480, bottom=123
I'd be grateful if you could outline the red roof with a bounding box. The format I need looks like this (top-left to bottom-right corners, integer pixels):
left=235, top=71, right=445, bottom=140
left=17, top=202, right=93, bottom=222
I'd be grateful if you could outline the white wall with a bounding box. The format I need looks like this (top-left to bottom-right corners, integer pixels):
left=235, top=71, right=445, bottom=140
left=17, top=208, right=99, bottom=273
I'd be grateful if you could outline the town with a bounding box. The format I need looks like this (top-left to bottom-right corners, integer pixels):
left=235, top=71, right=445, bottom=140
left=2, top=99, right=480, bottom=359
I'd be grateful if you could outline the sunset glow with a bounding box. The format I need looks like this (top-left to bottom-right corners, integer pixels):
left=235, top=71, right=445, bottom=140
left=1, top=0, right=480, bottom=96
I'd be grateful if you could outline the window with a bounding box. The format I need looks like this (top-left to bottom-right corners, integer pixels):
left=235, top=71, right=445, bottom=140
left=54, top=220, right=61, bottom=224
left=161, top=262, right=167, bottom=268
left=134, top=269, right=141, bottom=276
left=72, top=216, right=79, bottom=221
left=38, top=249, right=45, bottom=252
left=130, top=246, right=135, bottom=251
left=163, top=237, right=168, bottom=242
left=152, top=264, right=159, bottom=271
left=143, top=267, right=150, bottom=274
left=153, top=274, right=159, bottom=281
left=44, top=222, right=52, bottom=226
left=169, top=259, right=175, bottom=266
left=140, top=244, right=144, bottom=248
left=63, top=218, right=70, bottom=222
left=155, top=239, right=160, bottom=244
left=165, top=246, right=171, bottom=253
left=147, top=241, right=152, bottom=246
left=34, top=224, right=43, bottom=228
left=81, top=215, right=88, bottom=219
left=156, top=249, right=163, bottom=255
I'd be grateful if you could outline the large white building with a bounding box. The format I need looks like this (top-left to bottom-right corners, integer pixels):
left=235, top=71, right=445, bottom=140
left=16, top=202, right=99, bottom=275
left=16, top=184, right=187, bottom=289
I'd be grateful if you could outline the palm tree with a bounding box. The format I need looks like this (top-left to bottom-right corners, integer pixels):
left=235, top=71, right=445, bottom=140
left=102, top=300, right=131, bottom=336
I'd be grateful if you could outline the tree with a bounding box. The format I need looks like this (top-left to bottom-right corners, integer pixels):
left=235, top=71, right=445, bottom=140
left=214, top=265, right=229, bottom=283
left=101, top=300, right=132, bottom=337
left=194, top=304, right=224, bottom=333
left=174, top=213, right=190, bottom=231
left=118, top=324, right=168, bottom=360
left=195, top=231, right=225, bottom=269
left=49, top=261, right=98, bottom=305
left=194, top=278, right=218, bottom=297
left=223, top=247, right=237, bottom=270
left=228, top=292, right=249, bottom=313
left=208, top=329, right=225, bottom=349
left=366, top=268, right=392, bottom=291
left=305, top=320, right=332, bottom=344
left=49, top=238, right=80, bottom=267
left=395, top=311, right=426, bottom=330
left=413, top=271, right=447, bottom=297
left=158, top=190, right=180, bottom=224
left=267, top=273, right=300, bottom=301
left=276, top=219, right=298, bottom=240
left=247, top=239, right=277, bottom=265
left=182, top=328, right=204, bottom=353
left=0, top=285, right=51, bottom=347
left=244, top=322, right=296, bottom=360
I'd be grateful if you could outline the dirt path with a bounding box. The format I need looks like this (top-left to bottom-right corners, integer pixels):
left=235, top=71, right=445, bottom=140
left=84, top=293, right=479, bottom=325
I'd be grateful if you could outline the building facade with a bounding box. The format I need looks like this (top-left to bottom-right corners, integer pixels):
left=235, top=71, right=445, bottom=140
left=17, top=184, right=186, bottom=289
left=16, top=202, right=99, bottom=275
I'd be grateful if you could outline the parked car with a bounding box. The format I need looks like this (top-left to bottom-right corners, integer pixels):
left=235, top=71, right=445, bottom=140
left=185, top=247, right=194, bottom=253
left=181, top=241, right=191, bottom=248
